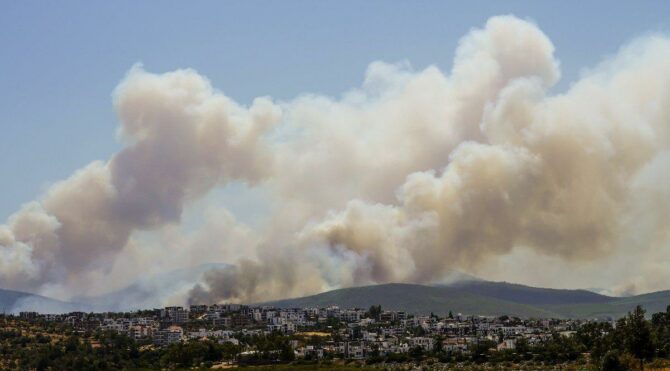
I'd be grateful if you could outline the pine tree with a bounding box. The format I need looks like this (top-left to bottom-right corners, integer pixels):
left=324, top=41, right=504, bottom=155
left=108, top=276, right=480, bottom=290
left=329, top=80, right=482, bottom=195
left=623, top=305, right=654, bottom=371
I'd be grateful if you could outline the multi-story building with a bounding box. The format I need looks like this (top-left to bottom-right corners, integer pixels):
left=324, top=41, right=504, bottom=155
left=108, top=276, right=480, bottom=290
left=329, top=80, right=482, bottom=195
left=162, top=306, right=189, bottom=323
left=153, top=326, right=183, bottom=346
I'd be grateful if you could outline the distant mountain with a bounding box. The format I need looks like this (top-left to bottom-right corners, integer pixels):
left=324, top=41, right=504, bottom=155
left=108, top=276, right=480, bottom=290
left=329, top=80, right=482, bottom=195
left=0, top=288, right=87, bottom=314
left=264, top=283, right=564, bottom=318
left=542, top=290, right=670, bottom=319
left=447, top=280, right=612, bottom=305
left=1, top=263, right=233, bottom=314
left=75, top=263, right=232, bottom=311
left=585, top=288, right=610, bottom=296
left=264, top=282, right=670, bottom=319
left=6, top=268, right=670, bottom=319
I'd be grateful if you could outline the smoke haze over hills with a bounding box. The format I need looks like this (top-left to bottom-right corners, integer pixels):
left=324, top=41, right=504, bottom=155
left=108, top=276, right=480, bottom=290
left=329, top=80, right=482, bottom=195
left=2, top=15, right=670, bottom=306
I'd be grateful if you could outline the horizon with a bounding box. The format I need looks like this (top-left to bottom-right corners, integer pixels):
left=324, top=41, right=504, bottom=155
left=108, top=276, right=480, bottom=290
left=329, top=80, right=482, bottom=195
left=3, top=2, right=670, bottom=311
left=1, top=277, right=658, bottom=318
left=0, top=265, right=662, bottom=316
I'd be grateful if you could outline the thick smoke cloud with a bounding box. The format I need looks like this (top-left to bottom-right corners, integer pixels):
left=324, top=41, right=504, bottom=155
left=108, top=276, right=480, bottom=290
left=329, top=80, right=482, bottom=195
left=2, top=15, right=670, bottom=305
left=1, top=67, right=280, bottom=294
left=190, top=16, right=670, bottom=303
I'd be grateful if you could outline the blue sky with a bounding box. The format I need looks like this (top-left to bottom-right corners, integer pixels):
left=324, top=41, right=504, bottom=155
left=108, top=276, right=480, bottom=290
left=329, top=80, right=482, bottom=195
left=2, top=0, right=670, bottom=221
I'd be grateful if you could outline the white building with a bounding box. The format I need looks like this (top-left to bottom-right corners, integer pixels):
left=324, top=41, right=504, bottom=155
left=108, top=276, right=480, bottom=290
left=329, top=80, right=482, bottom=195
left=153, top=326, right=183, bottom=346
left=162, top=306, right=189, bottom=324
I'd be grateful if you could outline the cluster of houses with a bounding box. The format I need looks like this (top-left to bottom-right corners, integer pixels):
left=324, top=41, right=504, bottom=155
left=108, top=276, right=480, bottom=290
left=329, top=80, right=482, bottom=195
left=17, top=304, right=592, bottom=359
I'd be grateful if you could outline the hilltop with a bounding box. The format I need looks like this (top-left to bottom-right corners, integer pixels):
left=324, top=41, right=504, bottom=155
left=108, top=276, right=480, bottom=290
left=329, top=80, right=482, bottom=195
left=0, top=288, right=84, bottom=314
left=265, top=281, right=670, bottom=319
left=4, top=278, right=670, bottom=319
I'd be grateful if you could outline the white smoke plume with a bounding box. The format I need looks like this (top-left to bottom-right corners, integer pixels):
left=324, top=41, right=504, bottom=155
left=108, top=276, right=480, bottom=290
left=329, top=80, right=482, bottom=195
left=2, top=15, right=670, bottom=305
left=1, top=66, right=280, bottom=295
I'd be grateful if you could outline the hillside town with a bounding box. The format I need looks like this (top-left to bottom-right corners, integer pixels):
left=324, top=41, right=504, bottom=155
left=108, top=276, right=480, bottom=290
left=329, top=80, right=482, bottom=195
left=15, top=304, right=589, bottom=359
left=5, top=302, right=670, bottom=370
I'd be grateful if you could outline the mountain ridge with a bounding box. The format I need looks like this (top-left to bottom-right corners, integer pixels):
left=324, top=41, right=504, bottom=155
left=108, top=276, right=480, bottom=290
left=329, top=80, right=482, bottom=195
left=0, top=288, right=88, bottom=314
left=4, top=278, right=670, bottom=319
left=263, top=281, right=668, bottom=319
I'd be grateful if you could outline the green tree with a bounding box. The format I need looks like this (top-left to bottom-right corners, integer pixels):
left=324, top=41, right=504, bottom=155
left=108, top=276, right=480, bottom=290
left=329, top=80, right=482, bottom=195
left=367, top=305, right=382, bottom=320
left=576, top=321, right=610, bottom=351
left=652, top=305, right=670, bottom=357
left=601, top=351, right=629, bottom=371
left=623, top=305, right=654, bottom=370
left=409, top=345, right=424, bottom=360
left=433, top=334, right=444, bottom=354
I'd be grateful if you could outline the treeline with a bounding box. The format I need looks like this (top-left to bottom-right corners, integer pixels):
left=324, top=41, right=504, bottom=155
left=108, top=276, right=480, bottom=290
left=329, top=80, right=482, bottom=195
left=367, top=305, right=670, bottom=370
left=0, top=328, right=242, bottom=370
left=1, top=330, right=143, bottom=370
